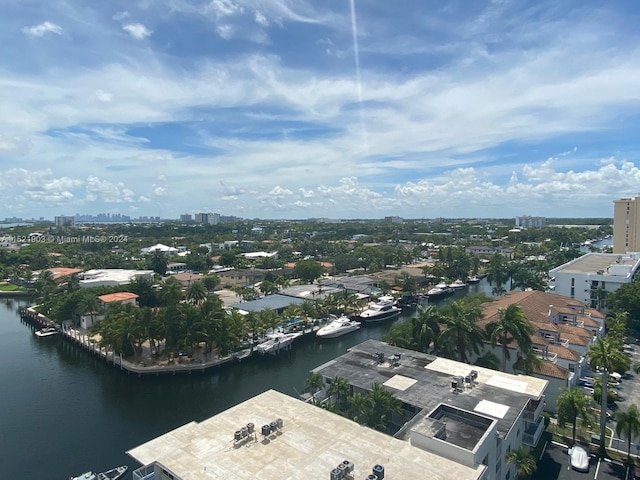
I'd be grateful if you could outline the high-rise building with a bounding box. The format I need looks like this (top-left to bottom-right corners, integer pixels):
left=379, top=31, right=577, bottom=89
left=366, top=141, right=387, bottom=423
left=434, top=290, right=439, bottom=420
left=515, top=215, right=545, bottom=228
left=54, top=215, right=75, bottom=227
left=179, top=214, right=192, bottom=222
left=194, top=212, right=220, bottom=225
left=613, top=197, right=640, bottom=253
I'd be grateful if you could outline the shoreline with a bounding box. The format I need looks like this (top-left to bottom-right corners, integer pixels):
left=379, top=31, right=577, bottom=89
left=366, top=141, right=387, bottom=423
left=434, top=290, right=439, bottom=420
left=18, top=306, right=330, bottom=377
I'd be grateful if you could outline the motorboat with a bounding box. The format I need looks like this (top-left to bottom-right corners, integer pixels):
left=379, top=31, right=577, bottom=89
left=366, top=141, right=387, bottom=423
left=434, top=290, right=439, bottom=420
left=397, top=294, right=419, bottom=309
left=448, top=279, right=467, bottom=290
left=256, top=332, right=303, bottom=355
left=316, top=315, right=361, bottom=338
left=467, top=275, right=480, bottom=284
left=98, top=466, right=128, bottom=480
left=35, top=326, right=59, bottom=337
left=359, top=297, right=401, bottom=322
left=426, top=283, right=454, bottom=298
left=70, top=466, right=127, bottom=480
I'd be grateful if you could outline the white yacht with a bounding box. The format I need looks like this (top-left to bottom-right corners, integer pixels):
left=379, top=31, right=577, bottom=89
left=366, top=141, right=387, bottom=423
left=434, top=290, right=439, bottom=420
left=448, top=279, right=467, bottom=290
left=316, top=315, right=361, bottom=338
left=426, top=283, right=454, bottom=298
left=256, top=332, right=303, bottom=355
left=359, top=297, right=401, bottom=323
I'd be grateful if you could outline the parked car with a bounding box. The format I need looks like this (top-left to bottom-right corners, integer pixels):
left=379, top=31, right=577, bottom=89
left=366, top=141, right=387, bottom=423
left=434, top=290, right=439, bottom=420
left=568, top=445, right=589, bottom=472
left=632, top=466, right=640, bottom=480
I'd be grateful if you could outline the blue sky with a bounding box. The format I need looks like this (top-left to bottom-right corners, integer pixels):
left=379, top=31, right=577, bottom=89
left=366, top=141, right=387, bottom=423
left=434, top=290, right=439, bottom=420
left=2, top=0, right=640, bottom=220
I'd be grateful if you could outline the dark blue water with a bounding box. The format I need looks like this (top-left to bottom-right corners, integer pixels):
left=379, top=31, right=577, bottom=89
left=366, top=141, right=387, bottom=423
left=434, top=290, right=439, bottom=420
left=0, top=281, right=493, bottom=479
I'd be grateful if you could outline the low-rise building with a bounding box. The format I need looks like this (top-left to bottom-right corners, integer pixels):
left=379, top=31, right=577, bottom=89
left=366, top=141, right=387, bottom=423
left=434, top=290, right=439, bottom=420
left=313, top=340, right=547, bottom=480
left=128, top=389, right=486, bottom=480
left=79, top=269, right=154, bottom=288
left=474, top=290, right=604, bottom=411
left=548, top=252, right=640, bottom=310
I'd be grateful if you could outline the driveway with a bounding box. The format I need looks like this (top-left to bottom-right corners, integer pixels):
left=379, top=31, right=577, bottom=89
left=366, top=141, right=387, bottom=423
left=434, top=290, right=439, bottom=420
left=532, top=442, right=628, bottom=480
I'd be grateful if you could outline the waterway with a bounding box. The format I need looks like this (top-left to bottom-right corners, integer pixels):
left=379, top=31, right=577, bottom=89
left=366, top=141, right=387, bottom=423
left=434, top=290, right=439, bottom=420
left=0, top=280, right=493, bottom=479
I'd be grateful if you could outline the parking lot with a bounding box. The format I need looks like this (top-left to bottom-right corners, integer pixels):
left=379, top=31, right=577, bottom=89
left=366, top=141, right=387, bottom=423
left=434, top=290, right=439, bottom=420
left=533, top=442, right=628, bottom=480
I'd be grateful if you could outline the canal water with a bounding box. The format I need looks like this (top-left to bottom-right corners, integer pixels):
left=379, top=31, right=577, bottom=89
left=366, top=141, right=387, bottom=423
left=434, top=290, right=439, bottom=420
left=0, top=280, right=493, bottom=479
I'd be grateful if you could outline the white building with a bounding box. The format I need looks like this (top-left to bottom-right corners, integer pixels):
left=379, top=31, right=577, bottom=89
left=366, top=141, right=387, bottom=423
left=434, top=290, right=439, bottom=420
left=128, top=389, right=486, bottom=480
left=548, top=252, right=640, bottom=309
left=515, top=216, right=545, bottom=229
left=79, top=269, right=154, bottom=288
left=194, top=212, right=220, bottom=225
left=141, top=243, right=179, bottom=255
left=313, top=340, right=547, bottom=480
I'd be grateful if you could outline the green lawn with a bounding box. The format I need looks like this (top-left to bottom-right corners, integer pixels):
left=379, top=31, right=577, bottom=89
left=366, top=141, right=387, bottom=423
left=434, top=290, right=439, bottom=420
left=0, top=283, right=25, bottom=292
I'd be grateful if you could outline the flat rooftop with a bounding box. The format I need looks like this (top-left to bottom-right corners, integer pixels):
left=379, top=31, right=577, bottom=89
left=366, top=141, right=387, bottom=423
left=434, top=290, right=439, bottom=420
left=314, top=340, right=547, bottom=438
left=550, top=252, right=640, bottom=276
left=127, top=389, right=485, bottom=480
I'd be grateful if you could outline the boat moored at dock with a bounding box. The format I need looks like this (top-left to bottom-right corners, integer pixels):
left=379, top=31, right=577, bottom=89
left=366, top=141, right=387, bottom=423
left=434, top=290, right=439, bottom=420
left=70, top=465, right=127, bottom=480
left=358, top=297, right=401, bottom=323
left=426, top=283, right=454, bottom=299
left=256, top=332, right=303, bottom=355
left=35, top=326, right=59, bottom=337
left=316, top=315, right=361, bottom=338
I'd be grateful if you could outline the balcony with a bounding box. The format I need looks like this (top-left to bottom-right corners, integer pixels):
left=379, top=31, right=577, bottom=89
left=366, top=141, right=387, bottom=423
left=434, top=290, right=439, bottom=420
left=523, top=416, right=545, bottom=447
left=523, top=396, right=545, bottom=423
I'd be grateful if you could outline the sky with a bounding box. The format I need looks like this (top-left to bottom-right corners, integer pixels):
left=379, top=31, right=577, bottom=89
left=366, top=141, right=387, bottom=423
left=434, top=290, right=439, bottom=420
left=2, top=0, right=640, bottom=220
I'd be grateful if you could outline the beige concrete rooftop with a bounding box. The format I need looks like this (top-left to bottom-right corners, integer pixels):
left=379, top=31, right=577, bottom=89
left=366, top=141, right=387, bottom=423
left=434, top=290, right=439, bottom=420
left=425, top=357, right=548, bottom=397
left=127, top=389, right=486, bottom=480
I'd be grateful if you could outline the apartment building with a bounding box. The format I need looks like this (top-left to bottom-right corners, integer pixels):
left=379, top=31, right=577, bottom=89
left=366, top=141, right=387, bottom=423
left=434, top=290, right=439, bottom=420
left=614, top=197, right=640, bottom=254
left=312, top=340, right=547, bottom=480
left=548, top=252, right=640, bottom=309
left=128, top=389, right=487, bottom=480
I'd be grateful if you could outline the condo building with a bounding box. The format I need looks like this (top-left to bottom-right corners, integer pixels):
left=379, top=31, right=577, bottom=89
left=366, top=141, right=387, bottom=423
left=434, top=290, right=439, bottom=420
left=614, top=197, right=640, bottom=254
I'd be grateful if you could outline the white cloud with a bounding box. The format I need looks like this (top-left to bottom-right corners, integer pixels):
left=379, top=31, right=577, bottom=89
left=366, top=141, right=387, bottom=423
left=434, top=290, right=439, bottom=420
left=21, top=22, right=63, bottom=37
left=254, top=11, right=269, bottom=27
left=95, top=90, right=113, bottom=103
left=122, top=23, right=152, bottom=40
left=209, top=0, right=244, bottom=18
left=112, top=11, right=130, bottom=21
left=153, top=185, right=169, bottom=197
left=216, top=25, right=234, bottom=39
left=85, top=176, right=135, bottom=203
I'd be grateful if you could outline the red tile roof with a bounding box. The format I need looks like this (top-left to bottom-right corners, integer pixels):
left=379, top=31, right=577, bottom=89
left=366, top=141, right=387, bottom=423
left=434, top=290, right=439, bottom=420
left=98, top=292, right=139, bottom=303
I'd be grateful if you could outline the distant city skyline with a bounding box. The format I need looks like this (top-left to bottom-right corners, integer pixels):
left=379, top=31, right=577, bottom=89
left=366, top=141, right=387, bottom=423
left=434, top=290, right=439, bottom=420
left=1, top=1, right=640, bottom=219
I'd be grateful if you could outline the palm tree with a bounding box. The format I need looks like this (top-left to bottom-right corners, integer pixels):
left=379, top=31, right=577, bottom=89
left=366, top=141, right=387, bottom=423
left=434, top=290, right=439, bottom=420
left=327, top=376, right=351, bottom=412
left=615, top=404, right=640, bottom=463
left=77, top=294, right=102, bottom=328
left=186, top=280, right=207, bottom=305
left=588, top=336, right=631, bottom=453
left=514, top=350, right=543, bottom=375
left=557, top=387, right=592, bottom=446
left=305, top=372, right=324, bottom=403
left=439, top=299, right=485, bottom=362
left=161, top=277, right=182, bottom=306
left=505, top=445, right=536, bottom=478
left=363, top=383, right=403, bottom=433
left=411, top=304, right=443, bottom=353
left=487, top=304, right=535, bottom=372
left=486, top=253, right=509, bottom=293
